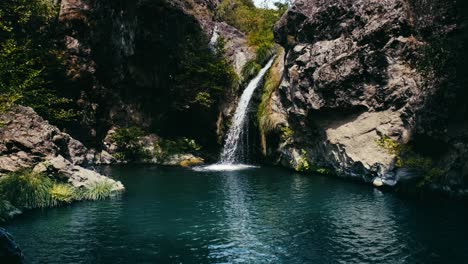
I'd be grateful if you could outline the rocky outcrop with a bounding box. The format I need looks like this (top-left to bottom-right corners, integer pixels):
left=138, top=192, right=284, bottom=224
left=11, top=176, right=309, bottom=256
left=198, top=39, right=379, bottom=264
left=211, top=22, right=256, bottom=75
left=58, top=0, right=253, bottom=151
left=0, top=106, right=123, bottom=190
left=0, top=228, right=23, bottom=264
left=272, top=0, right=468, bottom=193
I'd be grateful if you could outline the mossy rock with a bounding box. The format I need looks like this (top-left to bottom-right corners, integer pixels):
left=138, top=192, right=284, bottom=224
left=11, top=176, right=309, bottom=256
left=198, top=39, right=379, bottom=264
left=179, top=157, right=205, bottom=168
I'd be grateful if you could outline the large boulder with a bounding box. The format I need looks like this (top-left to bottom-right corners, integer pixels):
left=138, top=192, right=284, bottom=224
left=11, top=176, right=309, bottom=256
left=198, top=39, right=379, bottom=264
left=271, top=0, right=468, bottom=192
left=0, top=106, right=123, bottom=191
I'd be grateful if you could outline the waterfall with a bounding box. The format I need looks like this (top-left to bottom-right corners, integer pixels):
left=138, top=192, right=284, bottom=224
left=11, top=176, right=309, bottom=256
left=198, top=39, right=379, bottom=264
left=209, top=25, right=219, bottom=49
left=220, top=56, right=276, bottom=164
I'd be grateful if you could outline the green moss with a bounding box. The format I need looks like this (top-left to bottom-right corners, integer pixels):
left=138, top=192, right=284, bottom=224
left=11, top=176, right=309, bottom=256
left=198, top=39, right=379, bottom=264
left=281, top=127, right=294, bottom=142
left=376, top=136, right=402, bottom=156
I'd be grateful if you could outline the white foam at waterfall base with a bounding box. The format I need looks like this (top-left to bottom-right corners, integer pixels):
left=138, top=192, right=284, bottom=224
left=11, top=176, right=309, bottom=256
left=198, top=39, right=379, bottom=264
left=193, top=164, right=259, bottom=172
left=220, top=56, right=275, bottom=164
left=194, top=56, right=276, bottom=172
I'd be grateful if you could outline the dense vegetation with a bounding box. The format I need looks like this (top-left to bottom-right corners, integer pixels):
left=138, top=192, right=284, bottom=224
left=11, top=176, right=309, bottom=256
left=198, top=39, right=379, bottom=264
left=216, top=0, right=287, bottom=79
left=0, top=170, right=119, bottom=222
left=0, top=0, right=76, bottom=125
left=110, top=126, right=202, bottom=163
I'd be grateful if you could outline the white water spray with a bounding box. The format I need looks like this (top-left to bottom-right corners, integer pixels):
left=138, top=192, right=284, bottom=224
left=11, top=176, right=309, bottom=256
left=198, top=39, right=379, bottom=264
left=195, top=57, right=275, bottom=172
left=220, top=57, right=275, bottom=164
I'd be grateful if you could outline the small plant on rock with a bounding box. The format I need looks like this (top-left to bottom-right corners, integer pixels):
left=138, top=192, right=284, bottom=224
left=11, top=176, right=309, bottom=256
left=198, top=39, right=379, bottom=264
left=50, top=183, right=76, bottom=205
left=79, top=181, right=116, bottom=201
left=0, top=170, right=54, bottom=209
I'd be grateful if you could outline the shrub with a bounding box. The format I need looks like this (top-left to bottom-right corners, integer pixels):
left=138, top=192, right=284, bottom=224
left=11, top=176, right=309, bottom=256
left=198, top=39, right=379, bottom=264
left=0, top=170, right=54, bottom=209
left=110, top=127, right=149, bottom=162
left=216, top=0, right=287, bottom=48
left=154, top=137, right=202, bottom=161
left=0, top=0, right=77, bottom=124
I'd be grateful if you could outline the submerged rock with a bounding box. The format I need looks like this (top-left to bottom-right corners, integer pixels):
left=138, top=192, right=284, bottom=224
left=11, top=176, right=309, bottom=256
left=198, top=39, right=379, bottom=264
left=0, top=228, right=23, bottom=264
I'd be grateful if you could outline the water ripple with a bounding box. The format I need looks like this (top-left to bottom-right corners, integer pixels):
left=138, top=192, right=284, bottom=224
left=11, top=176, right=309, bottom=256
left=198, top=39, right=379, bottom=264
left=4, top=166, right=468, bottom=263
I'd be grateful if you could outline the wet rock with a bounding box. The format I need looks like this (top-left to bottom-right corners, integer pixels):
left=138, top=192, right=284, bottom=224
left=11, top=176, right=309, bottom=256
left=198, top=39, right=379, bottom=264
left=212, top=22, right=256, bottom=75
left=163, top=154, right=205, bottom=167
left=0, top=228, right=23, bottom=264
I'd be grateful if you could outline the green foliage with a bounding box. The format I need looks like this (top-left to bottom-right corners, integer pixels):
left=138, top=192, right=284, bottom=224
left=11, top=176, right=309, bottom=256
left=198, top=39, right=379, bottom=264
left=376, top=136, right=447, bottom=187
left=281, top=126, right=294, bottom=142
left=192, top=92, right=214, bottom=108
left=217, top=0, right=286, bottom=80
left=154, top=137, right=202, bottom=161
left=316, top=168, right=331, bottom=175
left=172, top=35, right=237, bottom=110
left=50, top=183, right=76, bottom=205
left=400, top=156, right=447, bottom=187
left=0, top=170, right=120, bottom=222
left=0, top=170, right=54, bottom=209
left=110, top=127, right=149, bottom=162
left=257, top=53, right=283, bottom=154
left=242, top=60, right=262, bottom=81
left=295, top=149, right=310, bottom=172
left=0, top=0, right=76, bottom=124
left=216, top=0, right=287, bottom=48
left=79, top=181, right=116, bottom=201
left=376, top=136, right=402, bottom=156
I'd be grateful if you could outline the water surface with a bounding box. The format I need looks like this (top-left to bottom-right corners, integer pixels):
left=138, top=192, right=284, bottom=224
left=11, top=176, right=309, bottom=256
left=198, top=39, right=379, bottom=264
left=4, top=166, right=468, bottom=263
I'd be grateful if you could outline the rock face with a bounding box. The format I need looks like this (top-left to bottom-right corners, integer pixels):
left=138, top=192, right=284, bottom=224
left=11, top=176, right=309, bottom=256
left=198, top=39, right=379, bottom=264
left=0, top=106, right=123, bottom=190
left=272, top=0, right=468, bottom=193
left=0, top=228, right=23, bottom=264
left=58, top=0, right=253, bottom=150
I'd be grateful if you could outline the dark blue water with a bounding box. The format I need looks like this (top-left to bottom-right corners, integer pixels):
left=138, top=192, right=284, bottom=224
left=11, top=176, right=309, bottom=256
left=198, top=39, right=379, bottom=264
left=4, top=166, right=468, bottom=263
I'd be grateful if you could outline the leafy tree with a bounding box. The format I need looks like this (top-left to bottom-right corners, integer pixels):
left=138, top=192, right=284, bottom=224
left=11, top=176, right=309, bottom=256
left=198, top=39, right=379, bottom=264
left=172, top=36, right=237, bottom=110
left=0, top=0, right=76, bottom=124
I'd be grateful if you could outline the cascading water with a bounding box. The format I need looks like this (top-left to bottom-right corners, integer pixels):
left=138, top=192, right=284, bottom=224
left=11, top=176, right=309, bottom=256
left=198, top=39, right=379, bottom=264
left=220, top=57, right=275, bottom=164
left=195, top=57, right=275, bottom=172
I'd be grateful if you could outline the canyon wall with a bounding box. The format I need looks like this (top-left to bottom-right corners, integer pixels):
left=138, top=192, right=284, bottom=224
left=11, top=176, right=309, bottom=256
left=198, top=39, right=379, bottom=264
left=269, top=0, right=468, bottom=194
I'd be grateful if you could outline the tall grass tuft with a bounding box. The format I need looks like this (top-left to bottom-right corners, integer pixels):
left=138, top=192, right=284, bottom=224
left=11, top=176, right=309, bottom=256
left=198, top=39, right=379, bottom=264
left=79, top=181, right=116, bottom=201
left=50, top=183, right=76, bottom=205
left=0, top=170, right=54, bottom=209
